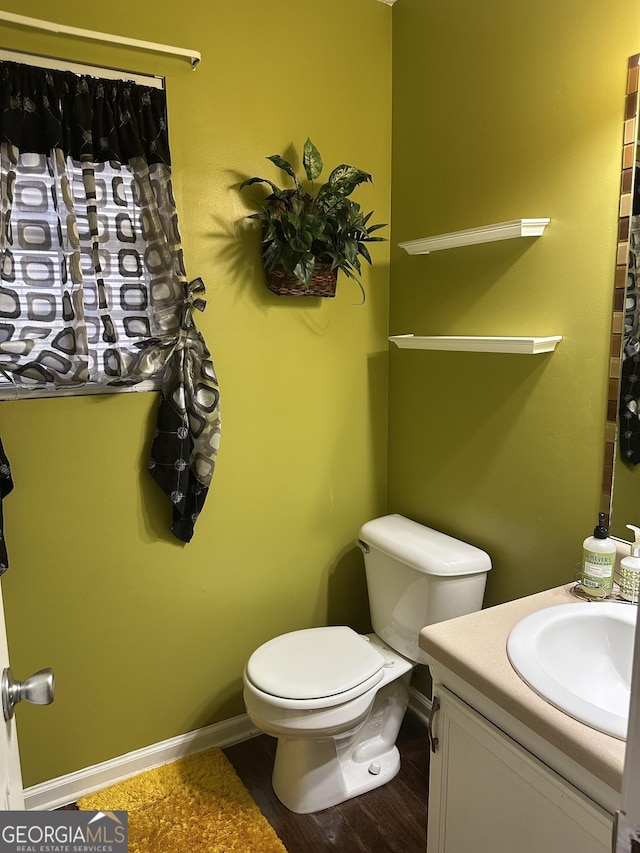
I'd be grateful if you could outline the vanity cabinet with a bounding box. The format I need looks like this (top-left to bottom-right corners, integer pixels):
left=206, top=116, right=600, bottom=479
left=427, top=685, right=612, bottom=853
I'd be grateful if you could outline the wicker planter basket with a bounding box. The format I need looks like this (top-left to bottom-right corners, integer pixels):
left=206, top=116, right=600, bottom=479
left=265, top=263, right=338, bottom=298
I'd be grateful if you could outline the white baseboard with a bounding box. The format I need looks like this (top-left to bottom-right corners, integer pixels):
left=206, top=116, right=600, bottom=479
left=24, top=713, right=260, bottom=811
left=26, top=691, right=432, bottom=812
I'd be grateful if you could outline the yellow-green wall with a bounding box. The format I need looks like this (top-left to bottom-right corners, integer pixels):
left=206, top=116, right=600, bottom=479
left=2, top=0, right=639, bottom=789
left=0, top=0, right=392, bottom=786
left=389, top=0, right=640, bottom=673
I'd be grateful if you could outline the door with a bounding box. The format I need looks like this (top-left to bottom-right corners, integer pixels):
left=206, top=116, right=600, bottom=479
left=617, top=601, right=640, bottom=849
left=0, top=580, right=25, bottom=809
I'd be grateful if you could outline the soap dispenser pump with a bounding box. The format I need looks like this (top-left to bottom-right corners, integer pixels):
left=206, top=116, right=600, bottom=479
left=579, top=512, right=616, bottom=598
left=620, top=525, right=640, bottom=603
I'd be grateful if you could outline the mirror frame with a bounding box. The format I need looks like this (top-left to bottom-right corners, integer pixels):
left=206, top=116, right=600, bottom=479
left=602, top=54, right=640, bottom=526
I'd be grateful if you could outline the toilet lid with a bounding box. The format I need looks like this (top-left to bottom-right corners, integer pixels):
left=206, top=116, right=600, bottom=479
left=246, top=626, right=385, bottom=701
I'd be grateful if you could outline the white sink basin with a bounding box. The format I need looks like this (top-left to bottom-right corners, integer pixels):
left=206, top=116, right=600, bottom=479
left=506, top=601, right=636, bottom=740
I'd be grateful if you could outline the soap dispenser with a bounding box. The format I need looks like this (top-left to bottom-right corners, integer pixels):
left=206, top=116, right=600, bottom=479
left=620, top=525, right=640, bottom=603
left=579, top=512, right=616, bottom=598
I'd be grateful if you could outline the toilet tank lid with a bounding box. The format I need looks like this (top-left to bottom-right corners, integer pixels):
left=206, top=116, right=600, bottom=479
left=359, top=514, right=492, bottom=576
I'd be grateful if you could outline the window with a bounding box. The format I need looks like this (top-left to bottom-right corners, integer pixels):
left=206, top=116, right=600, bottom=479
left=0, top=53, right=221, bottom=541
left=0, top=52, right=171, bottom=399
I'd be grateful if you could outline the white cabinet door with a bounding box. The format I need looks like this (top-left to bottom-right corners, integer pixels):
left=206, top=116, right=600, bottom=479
left=427, top=687, right=612, bottom=853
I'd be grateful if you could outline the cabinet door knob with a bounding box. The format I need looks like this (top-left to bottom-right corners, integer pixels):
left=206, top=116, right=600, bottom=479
left=428, top=696, right=441, bottom=753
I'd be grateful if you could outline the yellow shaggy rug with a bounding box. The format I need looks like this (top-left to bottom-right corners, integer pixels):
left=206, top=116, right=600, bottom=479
left=77, top=747, right=287, bottom=853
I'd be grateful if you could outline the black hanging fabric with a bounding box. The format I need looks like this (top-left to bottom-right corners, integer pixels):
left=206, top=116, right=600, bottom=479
left=0, top=440, right=13, bottom=575
left=148, top=278, right=221, bottom=543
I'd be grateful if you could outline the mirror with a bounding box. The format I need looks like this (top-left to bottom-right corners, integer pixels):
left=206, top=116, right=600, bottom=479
left=605, top=54, right=640, bottom=540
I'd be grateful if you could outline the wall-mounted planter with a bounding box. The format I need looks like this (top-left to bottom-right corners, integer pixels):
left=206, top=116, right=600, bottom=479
left=388, top=335, right=563, bottom=354
left=265, top=264, right=337, bottom=297
left=398, top=219, right=550, bottom=255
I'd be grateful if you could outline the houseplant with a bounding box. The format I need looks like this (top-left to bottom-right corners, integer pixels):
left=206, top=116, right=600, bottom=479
left=240, top=138, right=386, bottom=301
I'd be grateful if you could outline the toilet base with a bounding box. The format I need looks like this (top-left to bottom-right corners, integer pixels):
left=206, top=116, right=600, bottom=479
left=271, top=672, right=410, bottom=814
left=273, top=738, right=401, bottom=814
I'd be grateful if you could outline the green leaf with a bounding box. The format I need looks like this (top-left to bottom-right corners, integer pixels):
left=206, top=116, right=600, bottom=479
left=293, top=255, right=315, bottom=286
left=343, top=237, right=359, bottom=263
left=263, top=245, right=279, bottom=268
left=327, top=165, right=372, bottom=196
left=302, top=138, right=323, bottom=182
left=304, top=214, right=325, bottom=239
left=281, top=218, right=299, bottom=242
left=366, top=222, right=387, bottom=234
left=239, top=177, right=286, bottom=198
left=262, top=221, right=277, bottom=243
left=315, top=188, right=345, bottom=212
left=291, top=197, right=305, bottom=217
left=290, top=235, right=311, bottom=252
left=287, top=212, right=301, bottom=232
left=266, top=155, right=301, bottom=191
left=239, top=176, right=265, bottom=190
left=280, top=245, right=300, bottom=274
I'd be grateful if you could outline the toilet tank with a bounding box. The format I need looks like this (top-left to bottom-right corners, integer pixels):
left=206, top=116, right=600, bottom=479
left=359, top=514, right=491, bottom=665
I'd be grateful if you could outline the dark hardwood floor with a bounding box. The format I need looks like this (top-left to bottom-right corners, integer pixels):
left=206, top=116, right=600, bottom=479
left=223, top=711, right=429, bottom=853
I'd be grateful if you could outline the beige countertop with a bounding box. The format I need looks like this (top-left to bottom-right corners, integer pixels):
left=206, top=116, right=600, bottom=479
left=419, top=583, right=626, bottom=795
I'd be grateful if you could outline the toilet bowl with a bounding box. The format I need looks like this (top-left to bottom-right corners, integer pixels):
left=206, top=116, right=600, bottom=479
left=243, top=514, right=491, bottom=814
left=243, top=628, right=413, bottom=813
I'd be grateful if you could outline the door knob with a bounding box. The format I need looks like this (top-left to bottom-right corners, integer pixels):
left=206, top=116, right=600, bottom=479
left=1, top=667, right=54, bottom=722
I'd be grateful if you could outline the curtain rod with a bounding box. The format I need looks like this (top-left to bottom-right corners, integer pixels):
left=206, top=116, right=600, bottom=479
left=0, top=10, right=201, bottom=68
left=0, top=48, right=164, bottom=87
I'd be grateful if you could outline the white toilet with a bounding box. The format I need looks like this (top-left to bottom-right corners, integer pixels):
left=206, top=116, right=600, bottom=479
left=243, top=513, right=491, bottom=813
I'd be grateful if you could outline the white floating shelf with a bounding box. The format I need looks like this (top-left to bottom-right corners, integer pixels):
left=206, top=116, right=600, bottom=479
left=388, top=335, right=563, bottom=354
left=398, top=218, right=550, bottom=255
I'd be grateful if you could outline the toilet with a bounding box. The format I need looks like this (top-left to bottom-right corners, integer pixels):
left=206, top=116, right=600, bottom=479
left=242, top=514, right=491, bottom=814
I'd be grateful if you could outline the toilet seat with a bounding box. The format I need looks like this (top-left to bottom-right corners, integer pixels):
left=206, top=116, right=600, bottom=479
left=245, top=626, right=385, bottom=707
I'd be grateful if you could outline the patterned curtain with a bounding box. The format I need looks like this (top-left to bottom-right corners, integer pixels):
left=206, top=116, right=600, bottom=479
left=0, top=60, right=220, bottom=541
